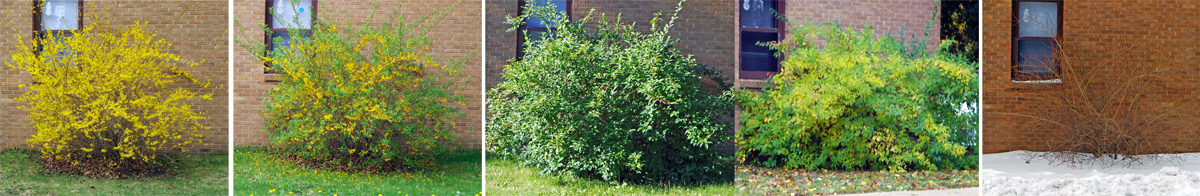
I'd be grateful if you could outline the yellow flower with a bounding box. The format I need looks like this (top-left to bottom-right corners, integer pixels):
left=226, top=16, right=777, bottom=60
left=269, top=189, right=275, bottom=193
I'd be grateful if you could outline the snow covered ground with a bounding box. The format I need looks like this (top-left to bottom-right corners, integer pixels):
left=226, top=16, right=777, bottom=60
left=982, top=151, right=1200, bottom=196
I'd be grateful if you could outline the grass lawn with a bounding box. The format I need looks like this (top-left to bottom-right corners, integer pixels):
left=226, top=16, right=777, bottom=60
left=235, top=147, right=481, bottom=196
left=486, top=156, right=735, bottom=195
left=0, top=148, right=228, bottom=195
left=736, top=165, right=978, bottom=195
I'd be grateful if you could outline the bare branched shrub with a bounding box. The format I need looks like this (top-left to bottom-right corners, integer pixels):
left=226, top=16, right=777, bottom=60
left=1005, top=37, right=1192, bottom=168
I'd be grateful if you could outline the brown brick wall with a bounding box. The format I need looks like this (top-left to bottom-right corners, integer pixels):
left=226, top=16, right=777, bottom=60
left=0, top=0, right=230, bottom=153
left=232, top=0, right=484, bottom=149
left=982, top=0, right=1200, bottom=153
left=486, top=0, right=735, bottom=88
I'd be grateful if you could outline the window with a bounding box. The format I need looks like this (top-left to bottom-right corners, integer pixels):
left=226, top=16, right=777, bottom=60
left=33, top=0, right=82, bottom=57
left=739, top=0, right=784, bottom=80
left=265, top=0, right=316, bottom=73
left=1012, top=0, right=1061, bottom=81
left=517, top=0, right=570, bottom=57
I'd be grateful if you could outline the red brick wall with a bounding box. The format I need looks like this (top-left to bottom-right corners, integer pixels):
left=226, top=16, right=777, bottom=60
left=982, top=0, right=1200, bottom=153
left=486, top=0, right=735, bottom=88
left=232, top=0, right=484, bottom=149
left=0, top=0, right=230, bottom=153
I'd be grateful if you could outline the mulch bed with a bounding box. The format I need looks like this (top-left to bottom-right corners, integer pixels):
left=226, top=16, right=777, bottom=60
left=735, top=165, right=977, bottom=195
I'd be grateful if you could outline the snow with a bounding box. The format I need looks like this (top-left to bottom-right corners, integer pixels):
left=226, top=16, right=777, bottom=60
left=982, top=151, right=1200, bottom=196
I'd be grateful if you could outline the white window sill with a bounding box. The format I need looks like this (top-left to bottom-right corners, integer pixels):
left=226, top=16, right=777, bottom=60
left=1012, top=79, right=1062, bottom=84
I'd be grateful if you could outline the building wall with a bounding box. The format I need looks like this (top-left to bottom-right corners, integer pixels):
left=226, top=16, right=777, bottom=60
left=981, top=0, right=1200, bottom=153
left=485, top=0, right=735, bottom=89
left=232, top=0, right=484, bottom=149
left=0, top=0, right=230, bottom=153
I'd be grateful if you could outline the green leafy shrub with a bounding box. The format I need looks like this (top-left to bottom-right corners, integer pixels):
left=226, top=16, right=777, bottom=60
left=235, top=1, right=469, bottom=172
left=487, top=2, right=733, bottom=184
left=7, top=22, right=212, bottom=177
left=735, top=22, right=978, bottom=171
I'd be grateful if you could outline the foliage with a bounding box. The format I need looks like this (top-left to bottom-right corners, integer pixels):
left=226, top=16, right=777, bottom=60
left=940, top=0, right=978, bottom=62
left=735, top=22, right=978, bottom=171
left=235, top=0, right=469, bottom=172
left=1005, top=39, right=1191, bottom=168
left=234, top=147, right=482, bottom=196
left=487, top=0, right=733, bottom=184
left=7, top=19, right=212, bottom=177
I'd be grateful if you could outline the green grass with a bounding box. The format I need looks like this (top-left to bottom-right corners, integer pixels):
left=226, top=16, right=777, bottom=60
left=234, top=147, right=481, bottom=196
left=0, top=148, right=228, bottom=195
left=486, top=156, right=735, bottom=195
left=736, top=165, right=978, bottom=195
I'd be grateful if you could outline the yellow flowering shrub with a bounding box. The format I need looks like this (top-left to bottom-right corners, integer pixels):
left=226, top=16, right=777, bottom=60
left=237, top=6, right=468, bottom=172
left=6, top=21, right=212, bottom=177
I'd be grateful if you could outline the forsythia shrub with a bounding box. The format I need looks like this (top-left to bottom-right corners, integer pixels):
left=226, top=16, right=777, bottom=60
left=239, top=4, right=468, bottom=172
left=8, top=22, right=212, bottom=177
left=735, top=22, right=978, bottom=171
left=487, top=1, right=733, bottom=184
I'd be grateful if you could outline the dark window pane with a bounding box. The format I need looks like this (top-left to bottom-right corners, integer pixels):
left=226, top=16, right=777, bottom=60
left=1018, top=2, right=1057, bottom=38
left=526, top=0, right=568, bottom=29
left=740, top=0, right=776, bottom=28
left=271, top=0, right=313, bottom=29
left=741, top=31, right=779, bottom=72
left=271, top=31, right=293, bottom=51
left=1016, top=40, right=1057, bottom=75
left=742, top=52, right=777, bottom=72
left=42, top=0, right=80, bottom=30
left=527, top=30, right=550, bottom=42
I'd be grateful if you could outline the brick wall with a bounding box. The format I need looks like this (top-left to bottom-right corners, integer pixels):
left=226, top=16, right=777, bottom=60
left=0, top=1, right=229, bottom=153
left=982, top=0, right=1200, bottom=153
left=232, top=0, right=483, bottom=149
left=486, top=0, right=735, bottom=88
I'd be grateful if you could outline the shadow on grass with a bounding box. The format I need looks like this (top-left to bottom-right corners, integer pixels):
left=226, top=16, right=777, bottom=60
left=485, top=154, right=735, bottom=196
left=234, top=147, right=481, bottom=196
left=0, top=148, right=228, bottom=196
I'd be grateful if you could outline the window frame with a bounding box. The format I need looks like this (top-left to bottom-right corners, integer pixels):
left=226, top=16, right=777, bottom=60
left=738, top=0, right=785, bottom=80
left=516, top=0, right=572, bottom=59
left=1011, top=0, right=1063, bottom=81
left=33, top=0, right=84, bottom=55
left=265, top=0, right=318, bottom=74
